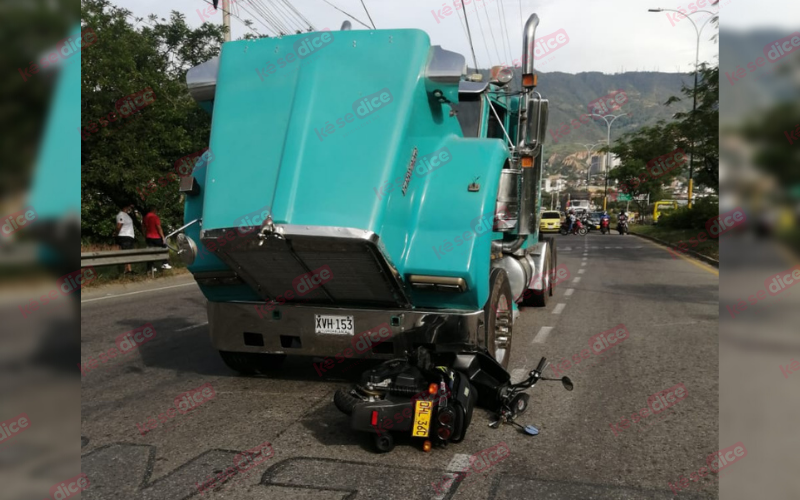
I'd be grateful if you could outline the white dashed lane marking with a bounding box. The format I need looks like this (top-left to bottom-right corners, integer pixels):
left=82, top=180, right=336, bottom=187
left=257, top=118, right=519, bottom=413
left=175, top=322, right=208, bottom=332
left=533, top=326, right=554, bottom=344
left=572, top=277, right=582, bottom=283
left=564, top=288, right=575, bottom=296
left=552, top=303, right=566, bottom=315
left=578, top=269, right=585, bottom=274
left=431, top=454, right=472, bottom=500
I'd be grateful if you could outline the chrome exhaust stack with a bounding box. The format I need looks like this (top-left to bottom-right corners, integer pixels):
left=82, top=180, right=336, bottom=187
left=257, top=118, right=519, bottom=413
left=521, top=14, right=540, bottom=86
left=515, top=13, right=547, bottom=237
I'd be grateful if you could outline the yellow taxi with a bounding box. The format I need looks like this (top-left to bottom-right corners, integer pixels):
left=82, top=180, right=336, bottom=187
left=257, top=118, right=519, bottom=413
left=540, top=211, right=562, bottom=232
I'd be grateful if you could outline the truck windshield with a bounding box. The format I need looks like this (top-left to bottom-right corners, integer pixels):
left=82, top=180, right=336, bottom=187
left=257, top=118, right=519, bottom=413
left=452, top=94, right=482, bottom=138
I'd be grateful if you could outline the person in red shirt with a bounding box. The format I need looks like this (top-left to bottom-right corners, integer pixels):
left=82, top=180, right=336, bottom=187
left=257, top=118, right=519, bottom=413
left=143, top=207, right=171, bottom=271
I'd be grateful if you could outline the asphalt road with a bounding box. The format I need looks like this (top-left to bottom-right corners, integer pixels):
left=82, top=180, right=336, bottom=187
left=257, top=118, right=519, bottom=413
left=80, top=231, right=719, bottom=500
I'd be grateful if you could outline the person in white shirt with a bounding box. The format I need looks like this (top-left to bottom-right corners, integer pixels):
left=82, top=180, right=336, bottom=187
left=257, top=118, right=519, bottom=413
left=114, top=203, right=136, bottom=274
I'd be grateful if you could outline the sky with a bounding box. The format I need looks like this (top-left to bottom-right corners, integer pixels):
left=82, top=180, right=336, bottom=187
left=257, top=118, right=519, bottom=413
left=115, top=0, right=797, bottom=75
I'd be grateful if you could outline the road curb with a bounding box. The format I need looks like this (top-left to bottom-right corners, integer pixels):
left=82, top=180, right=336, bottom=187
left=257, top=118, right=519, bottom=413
left=630, top=231, right=719, bottom=268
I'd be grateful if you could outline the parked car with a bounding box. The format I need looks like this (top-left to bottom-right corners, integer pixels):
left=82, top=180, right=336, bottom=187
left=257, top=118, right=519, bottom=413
left=540, top=211, right=562, bottom=232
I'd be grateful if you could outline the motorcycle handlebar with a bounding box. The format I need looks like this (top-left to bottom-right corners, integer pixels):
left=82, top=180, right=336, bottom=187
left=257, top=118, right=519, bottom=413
left=535, top=357, right=547, bottom=373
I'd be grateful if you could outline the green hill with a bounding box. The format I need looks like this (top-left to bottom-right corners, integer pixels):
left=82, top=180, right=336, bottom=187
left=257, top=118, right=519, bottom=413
left=475, top=68, right=694, bottom=176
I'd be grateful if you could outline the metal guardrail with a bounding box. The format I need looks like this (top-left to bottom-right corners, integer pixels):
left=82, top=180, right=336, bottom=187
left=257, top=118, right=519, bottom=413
left=0, top=243, right=39, bottom=266
left=80, top=248, right=170, bottom=268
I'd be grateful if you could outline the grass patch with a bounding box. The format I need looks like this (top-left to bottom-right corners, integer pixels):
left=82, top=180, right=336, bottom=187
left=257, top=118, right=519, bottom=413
left=630, top=224, right=719, bottom=261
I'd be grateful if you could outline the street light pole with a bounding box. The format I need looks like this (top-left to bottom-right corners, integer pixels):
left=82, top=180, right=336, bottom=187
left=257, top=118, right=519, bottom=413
left=590, top=113, right=628, bottom=211
left=648, top=5, right=717, bottom=208
left=580, top=142, right=603, bottom=188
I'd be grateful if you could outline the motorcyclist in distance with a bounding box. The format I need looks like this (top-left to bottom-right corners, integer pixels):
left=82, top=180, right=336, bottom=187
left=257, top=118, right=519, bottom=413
left=566, top=209, right=576, bottom=234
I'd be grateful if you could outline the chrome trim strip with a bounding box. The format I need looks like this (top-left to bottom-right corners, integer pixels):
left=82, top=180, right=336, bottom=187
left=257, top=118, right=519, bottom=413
left=208, top=301, right=483, bottom=357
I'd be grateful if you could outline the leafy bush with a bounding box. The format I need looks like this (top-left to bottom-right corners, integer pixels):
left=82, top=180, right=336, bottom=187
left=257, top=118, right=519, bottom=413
left=658, top=199, right=718, bottom=230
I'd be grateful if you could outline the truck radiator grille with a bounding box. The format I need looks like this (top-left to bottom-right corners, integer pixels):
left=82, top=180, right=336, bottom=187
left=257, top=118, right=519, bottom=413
left=202, top=226, right=410, bottom=308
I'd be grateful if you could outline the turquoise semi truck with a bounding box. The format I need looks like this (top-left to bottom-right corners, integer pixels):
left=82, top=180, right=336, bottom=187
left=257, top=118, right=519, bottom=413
left=175, top=14, right=555, bottom=374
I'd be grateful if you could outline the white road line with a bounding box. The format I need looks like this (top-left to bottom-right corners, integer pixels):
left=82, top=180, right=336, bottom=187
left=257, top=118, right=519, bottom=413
left=578, top=269, right=585, bottom=274
left=432, top=454, right=472, bottom=500
left=572, top=277, right=581, bottom=283
left=533, top=326, right=554, bottom=344
left=616, top=246, right=623, bottom=249
left=81, top=282, right=197, bottom=303
left=564, top=288, right=575, bottom=296
left=581, top=261, right=587, bottom=266
left=552, top=303, right=566, bottom=315
left=175, top=321, right=208, bottom=332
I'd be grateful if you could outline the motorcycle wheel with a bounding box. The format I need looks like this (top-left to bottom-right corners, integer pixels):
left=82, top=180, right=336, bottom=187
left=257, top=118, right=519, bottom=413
left=374, top=433, right=395, bottom=453
left=559, top=227, right=568, bottom=235
left=578, top=227, right=588, bottom=236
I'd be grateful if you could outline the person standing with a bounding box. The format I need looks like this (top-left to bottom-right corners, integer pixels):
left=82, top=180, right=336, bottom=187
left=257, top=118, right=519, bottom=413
left=114, top=203, right=136, bottom=274
left=143, top=206, right=171, bottom=271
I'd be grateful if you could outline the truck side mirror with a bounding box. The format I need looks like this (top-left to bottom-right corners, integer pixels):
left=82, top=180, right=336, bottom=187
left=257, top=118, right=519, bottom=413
left=525, top=96, right=549, bottom=151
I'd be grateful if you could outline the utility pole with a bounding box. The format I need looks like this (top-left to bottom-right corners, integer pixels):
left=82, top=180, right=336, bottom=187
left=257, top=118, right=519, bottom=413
left=222, top=0, right=231, bottom=42
left=648, top=4, right=717, bottom=208
left=590, top=113, right=628, bottom=211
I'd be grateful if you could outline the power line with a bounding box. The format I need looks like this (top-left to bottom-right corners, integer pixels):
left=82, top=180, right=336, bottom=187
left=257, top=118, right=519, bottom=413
left=480, top=0, right=503, bottom=65
left=469, top=2, right=493, bottom=68
left=458, top=0, right=479, bottom=71
left=360, top=0, right=376, bottom=29
left=497, top=0, right=513, bottom=65
left=249, top=0, right=292, bottom=34
left=279, top=0, right=316, bottom=31
left=320, top=0, right=372, bottom=29
left=199, top=0, right=270, bottom=37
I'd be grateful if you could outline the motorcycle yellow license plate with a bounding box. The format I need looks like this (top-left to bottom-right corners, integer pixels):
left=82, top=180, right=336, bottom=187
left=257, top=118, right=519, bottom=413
left=412, top=400, right=433, bottom=437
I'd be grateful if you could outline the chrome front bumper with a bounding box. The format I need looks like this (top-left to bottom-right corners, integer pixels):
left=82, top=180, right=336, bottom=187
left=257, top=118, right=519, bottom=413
left=208, top=302, right=483, bottom=358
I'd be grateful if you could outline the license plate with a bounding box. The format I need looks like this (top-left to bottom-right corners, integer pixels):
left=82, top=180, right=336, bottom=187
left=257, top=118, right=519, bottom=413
left=314, top=315, right=354, bottom=335
left=412, top=400, right=433, bottom=437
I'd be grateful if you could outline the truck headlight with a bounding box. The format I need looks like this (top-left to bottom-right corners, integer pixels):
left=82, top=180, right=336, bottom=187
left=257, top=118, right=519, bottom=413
left=176, top=233, right=198, bottom=265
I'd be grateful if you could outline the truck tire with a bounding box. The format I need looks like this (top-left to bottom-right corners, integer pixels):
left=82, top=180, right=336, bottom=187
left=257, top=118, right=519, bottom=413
left=334, top=386, right=361, bottom=416
left=218, top=351, right=286, bottom=375
left=483, top=268, right=513, bottom=370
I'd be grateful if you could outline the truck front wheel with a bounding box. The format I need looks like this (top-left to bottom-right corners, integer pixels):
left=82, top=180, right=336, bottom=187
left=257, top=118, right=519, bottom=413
left=483, top=268, right=513, bottom=370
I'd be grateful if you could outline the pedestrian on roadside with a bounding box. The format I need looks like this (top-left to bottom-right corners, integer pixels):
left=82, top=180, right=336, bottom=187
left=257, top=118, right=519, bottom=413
left=114, top=203, right=136, bottom=275
left=143, top=206, right=172, bottom=272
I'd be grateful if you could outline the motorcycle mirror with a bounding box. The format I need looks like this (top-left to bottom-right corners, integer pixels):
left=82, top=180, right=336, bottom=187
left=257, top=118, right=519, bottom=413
left=562, top=377, right=574, bottom=391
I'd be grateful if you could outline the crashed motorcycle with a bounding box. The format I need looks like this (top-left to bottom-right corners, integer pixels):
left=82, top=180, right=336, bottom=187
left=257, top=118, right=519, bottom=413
left=334, top=346, right=572, bottom=453
left=560, top=219, right=587, bottom=236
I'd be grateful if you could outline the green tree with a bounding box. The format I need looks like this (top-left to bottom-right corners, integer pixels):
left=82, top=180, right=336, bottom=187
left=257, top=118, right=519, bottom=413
left=665, top=64, right=719, bottom=193
left=80, top=0, right=227, bottom=241
left=606, top=122, right=679, bottom=214
left=0, top=0, right=79, bottom=197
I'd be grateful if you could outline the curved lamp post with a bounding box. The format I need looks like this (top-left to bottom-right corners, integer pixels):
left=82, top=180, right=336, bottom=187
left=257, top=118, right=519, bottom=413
left=648, top=5, right=718, bottom=208
left=590, top=113, right=628, bottom=211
